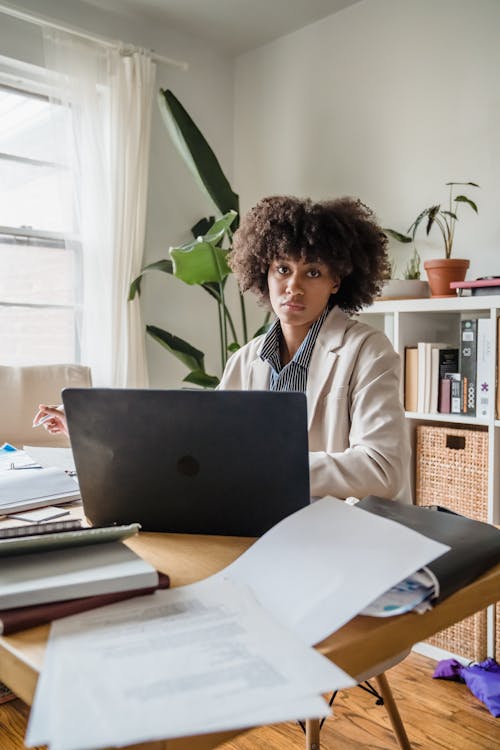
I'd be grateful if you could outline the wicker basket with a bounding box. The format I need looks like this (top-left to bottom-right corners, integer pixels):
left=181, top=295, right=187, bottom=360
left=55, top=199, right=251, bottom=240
left=416, top=425, right=488, bottom=520
left=425, top=610, right=488, bottom=662
left=416, top=424, right=489, bottom=659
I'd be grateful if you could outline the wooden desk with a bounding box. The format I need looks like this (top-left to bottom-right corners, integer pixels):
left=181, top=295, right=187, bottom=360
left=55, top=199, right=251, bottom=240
left=1, top=530, right=499, bottom=750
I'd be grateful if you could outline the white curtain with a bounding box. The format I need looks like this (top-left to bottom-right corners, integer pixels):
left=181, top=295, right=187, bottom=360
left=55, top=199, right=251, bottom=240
left=42, top=30, right=155, bottom=387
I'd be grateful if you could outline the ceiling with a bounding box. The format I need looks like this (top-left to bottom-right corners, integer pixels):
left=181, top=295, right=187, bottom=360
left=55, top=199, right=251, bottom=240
left=84, top=0, right=361, bottom=56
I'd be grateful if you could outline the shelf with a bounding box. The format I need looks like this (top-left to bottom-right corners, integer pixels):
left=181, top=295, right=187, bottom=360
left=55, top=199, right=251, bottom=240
left=405, top=412, right=489, bottom=426
left=363, top=294, right=500, bottom=659
left=363, top=295, right=500, bottom=314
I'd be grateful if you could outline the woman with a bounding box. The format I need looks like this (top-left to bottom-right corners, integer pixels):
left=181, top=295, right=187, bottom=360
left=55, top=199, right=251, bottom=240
left=35, top=195, right=409, bottom=501
left=220, top=195, right=409, bottom=501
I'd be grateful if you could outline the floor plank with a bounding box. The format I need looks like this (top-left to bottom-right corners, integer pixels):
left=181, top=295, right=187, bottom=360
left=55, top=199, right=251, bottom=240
left=1, top=653, right=499, bottom=749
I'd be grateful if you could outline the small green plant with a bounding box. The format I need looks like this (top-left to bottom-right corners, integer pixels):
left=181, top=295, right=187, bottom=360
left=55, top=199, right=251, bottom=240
left=385, top=181, right=479, bottom=259
left=402, top=248, right=421, bottom=280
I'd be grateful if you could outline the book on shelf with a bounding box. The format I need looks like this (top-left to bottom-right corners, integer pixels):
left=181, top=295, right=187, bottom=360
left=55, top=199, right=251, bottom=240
left=460, top=318, right=478, bottom=416
left=0, top=572, right=170, bottom=635
left=497, top=317, right=500, bottom=420
left=476, top=318, right=492, bottom=419
left=416, top=342, right=453, bottom=413
left=0, top=540, right=158, bottom=609
left=439, top=372, right=461, bottom=414
left=404, top=347, right=418, bottom=411
left=436, top=349, right=459, bottom=412
left=449, top=373, right=462, bottom=414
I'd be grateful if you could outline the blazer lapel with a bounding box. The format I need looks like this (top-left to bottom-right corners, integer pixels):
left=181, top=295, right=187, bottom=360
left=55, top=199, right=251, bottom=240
left=306, top=308, right=349, bottom=430
left=249, top=356, right=271, bottom=390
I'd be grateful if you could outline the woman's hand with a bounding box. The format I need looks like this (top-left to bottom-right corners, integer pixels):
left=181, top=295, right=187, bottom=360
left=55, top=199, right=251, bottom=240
left=32, top=404, right=69, bottom=437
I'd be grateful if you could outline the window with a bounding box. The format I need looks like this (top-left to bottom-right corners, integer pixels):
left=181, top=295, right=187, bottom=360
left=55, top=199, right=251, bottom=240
left=0, top=56, right=79, bottom=366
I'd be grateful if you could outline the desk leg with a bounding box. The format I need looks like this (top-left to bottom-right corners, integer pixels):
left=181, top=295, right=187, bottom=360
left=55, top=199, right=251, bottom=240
left=305, top=718, right=320, bottom=750
left=374, top=673, right=411, bottom=750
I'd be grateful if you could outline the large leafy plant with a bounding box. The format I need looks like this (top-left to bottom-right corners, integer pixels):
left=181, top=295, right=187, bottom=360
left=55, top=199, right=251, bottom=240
left=384, top=181, right=479, bottom=259
left=129, top=89, right=269, bottom=387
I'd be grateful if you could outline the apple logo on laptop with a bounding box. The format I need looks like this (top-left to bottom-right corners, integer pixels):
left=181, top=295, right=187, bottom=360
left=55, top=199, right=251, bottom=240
left=177, top=455, right=200, bottom=477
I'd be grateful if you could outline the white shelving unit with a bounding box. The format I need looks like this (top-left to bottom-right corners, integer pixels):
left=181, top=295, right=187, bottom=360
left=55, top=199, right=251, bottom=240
left=359, top=294, right=500, bottom=660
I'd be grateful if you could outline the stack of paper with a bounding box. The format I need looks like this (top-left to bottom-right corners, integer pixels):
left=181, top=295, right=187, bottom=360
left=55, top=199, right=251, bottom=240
left=0, top=466, right=80, bottom=515
left=27, top=498, right=448, bottom=750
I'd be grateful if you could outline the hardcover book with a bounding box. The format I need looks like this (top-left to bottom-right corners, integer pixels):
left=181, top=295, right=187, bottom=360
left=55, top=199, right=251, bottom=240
left=0, top=573, right=170, bottom=635
left=459, top=319, right=478, bottom=416
left=476, top=318, right=492, bottom=418
left=404, top=347, right=418, bottom=412
left=0, top=541, right=158, bottom=609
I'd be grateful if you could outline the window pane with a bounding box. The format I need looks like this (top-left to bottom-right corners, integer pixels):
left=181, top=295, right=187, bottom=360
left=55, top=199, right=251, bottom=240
left=0, top=240, right=74, bottom=305
left=0, top=158, right=72, bottom=233
left=0, top=86, right=68, bottom=163
left=0, top=305, right=75, bottom=365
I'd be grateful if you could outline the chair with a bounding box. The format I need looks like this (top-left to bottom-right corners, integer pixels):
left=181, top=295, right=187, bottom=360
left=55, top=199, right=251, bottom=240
left=303, top=651, right=412, bottom=750
left=0, top=364, right=92, bottom=448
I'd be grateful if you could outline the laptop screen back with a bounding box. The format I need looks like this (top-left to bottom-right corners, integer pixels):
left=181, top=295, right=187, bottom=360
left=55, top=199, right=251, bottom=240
left=63, top=389, right=310, bottom=536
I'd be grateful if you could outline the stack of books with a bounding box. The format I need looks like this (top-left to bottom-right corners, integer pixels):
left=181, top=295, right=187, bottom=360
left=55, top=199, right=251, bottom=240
left=404, top=317, right=492, bottom=417
left=0, top=521, right=169, bottom=635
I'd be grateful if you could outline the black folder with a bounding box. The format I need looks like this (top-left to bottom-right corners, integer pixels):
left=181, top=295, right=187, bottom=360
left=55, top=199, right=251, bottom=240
left=357, top=496, right=500, bottom=603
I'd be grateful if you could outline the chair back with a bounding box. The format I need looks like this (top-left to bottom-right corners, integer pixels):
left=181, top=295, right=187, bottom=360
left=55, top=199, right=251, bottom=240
left=0, top=364, right=92, bottom=448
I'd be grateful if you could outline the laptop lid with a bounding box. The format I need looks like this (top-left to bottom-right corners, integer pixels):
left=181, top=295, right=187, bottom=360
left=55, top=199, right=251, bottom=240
left=62, top=389, right=310, bottom=536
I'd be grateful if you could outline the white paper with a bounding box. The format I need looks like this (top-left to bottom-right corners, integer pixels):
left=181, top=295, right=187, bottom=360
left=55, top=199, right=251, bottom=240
left=23, top=446, right=76, bottom=473
left=27, top=578, right=354, bottom=750
left=8, top=507, right=71, bottom=523
left=0, top=466, right=79, bottom=512
left=216, top=497, right=449, bottom=645
left=27, top=497, right=449, bottom=750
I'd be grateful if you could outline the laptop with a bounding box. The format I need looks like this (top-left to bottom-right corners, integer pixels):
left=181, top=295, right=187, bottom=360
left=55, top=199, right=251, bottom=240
left=62, top=389, right=310, bottom=536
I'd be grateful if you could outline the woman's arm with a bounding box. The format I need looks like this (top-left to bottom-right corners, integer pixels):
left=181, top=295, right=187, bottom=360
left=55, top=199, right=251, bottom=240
left=33, top=404, right=69, bottom=437
left=309, top=339, right=410, bottom=501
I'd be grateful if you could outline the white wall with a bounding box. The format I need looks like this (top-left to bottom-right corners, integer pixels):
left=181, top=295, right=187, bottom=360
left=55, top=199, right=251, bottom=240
left=1, top=0, right=235, bottom=387
left=234, top=0, right=500, bottom=281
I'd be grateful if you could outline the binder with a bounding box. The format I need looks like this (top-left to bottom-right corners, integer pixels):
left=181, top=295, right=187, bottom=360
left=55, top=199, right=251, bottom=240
left=357, top=496, right=500, bottom=603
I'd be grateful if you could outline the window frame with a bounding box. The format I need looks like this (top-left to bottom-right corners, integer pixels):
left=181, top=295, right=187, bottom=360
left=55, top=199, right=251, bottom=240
left=0, top=56, right=81, bottom=363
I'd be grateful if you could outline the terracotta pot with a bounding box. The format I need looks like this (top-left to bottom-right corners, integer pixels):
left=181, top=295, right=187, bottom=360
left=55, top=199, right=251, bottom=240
left=423, top=258, right=470, bottom=297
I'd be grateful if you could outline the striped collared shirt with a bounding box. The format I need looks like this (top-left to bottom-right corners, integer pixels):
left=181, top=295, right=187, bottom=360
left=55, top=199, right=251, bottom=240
left=259, top=307, right=329, bottom=392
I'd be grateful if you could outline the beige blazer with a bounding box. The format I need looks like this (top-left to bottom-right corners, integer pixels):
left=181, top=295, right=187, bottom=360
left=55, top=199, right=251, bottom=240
left=219, top=307, right=410, bottom=501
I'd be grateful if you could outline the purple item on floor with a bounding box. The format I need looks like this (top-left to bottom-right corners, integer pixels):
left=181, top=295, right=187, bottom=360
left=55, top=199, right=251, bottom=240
left=432, top=659, right=464, bottom=681
left=461, top=658, right=500, bottom=718
left=433, top=657, right=500, bottom=717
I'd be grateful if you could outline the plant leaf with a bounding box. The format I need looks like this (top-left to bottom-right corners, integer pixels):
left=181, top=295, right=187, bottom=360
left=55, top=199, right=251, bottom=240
left=383, top=228, right=413, bottom=243
left=191, top=216, right=215, bottom=239
left=158, top=89, right=239, bottom=216
left=454, top=195, right=478, bottom=213
left=227, top=342, right=240, bottom=353
left=183, top=370, right=220, bottom=388
left=441, top=210, right=458, bottom=220
left=171, top=241, right=231, bottom=285
left=407, top=207, right=431, bottom=238
left=425, top=205, right=441, bottom=235
left=146, top=325, right=205, bottom=372
left=174, top=211, right=238, bottom=254
left=128, top=259, right=174, bottom=300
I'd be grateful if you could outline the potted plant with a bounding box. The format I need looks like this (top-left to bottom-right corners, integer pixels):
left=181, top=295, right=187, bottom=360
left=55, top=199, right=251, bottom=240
left=379, top=246, right=429, bottom=299
left=386, top=181, right=479, bottom=297
left=129, top=90, right=270, bottom=387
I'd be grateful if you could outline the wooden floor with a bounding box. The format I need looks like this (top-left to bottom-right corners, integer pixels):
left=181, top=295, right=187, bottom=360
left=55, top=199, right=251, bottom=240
left=1, top=652, right=499, bottom=749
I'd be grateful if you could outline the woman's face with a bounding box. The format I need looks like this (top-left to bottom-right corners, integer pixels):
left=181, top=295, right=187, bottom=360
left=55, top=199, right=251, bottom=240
left=267, top=256, right=340, bottom=329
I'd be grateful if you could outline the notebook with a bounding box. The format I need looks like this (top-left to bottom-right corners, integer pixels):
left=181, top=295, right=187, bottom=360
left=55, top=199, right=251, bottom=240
left=62, top=388, right=311, bottom=536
